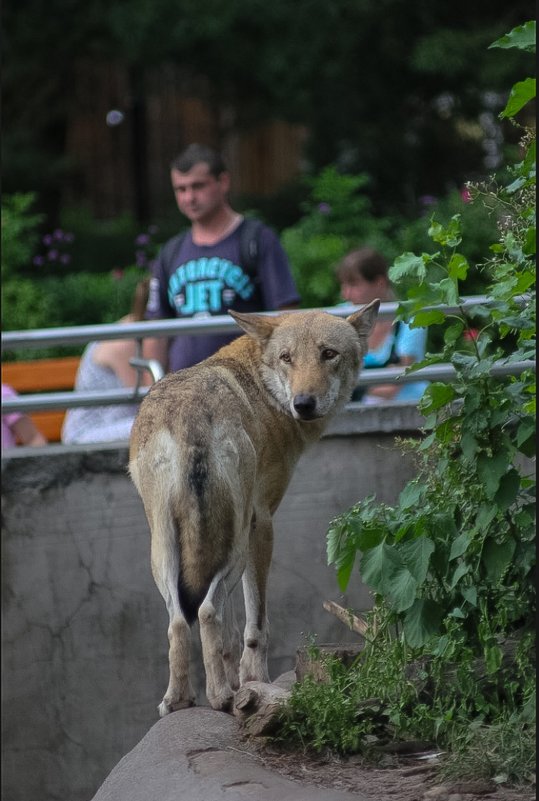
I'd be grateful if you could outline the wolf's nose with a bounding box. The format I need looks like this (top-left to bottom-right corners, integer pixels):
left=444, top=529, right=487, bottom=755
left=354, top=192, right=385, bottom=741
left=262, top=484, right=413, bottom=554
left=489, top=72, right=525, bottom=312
left=293, top=394, right=317, bottom=418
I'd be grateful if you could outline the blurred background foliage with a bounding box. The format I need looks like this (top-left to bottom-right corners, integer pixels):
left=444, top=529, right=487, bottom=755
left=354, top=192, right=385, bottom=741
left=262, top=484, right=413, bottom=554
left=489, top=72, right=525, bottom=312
left=1, top=0, right=535, bottom=346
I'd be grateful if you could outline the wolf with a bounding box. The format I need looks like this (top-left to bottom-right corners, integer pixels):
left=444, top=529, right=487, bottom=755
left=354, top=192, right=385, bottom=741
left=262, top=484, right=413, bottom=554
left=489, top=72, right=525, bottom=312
left=129, top=301, right=379, bottom=714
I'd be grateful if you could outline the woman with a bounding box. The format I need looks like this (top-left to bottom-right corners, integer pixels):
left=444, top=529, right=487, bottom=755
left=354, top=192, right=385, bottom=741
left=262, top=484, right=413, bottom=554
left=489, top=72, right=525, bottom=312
left=62, top=278, right=153, bottom=444
left=336, top=248, right=428, bottom=403
left=2, top=383, right=48, bottom=448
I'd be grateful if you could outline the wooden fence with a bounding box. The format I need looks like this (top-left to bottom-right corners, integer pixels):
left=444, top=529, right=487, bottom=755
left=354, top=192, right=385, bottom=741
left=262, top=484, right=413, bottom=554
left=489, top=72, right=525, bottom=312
left=63, top=61, right=306, bottom=220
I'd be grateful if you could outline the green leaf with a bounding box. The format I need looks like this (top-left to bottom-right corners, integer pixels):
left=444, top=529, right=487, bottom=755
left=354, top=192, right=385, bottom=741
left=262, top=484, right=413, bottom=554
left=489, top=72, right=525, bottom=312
left=476, top=504, right=498, bottom=531
left=500, top=78, right=536, bottom=119
left=337, top=560, right=354, bottom=592
left=399, top=536, right=435, bottom=585
left=388, top=566, right=418, bottom=612
left=461, top=586, right=478, bottom=607
left=420, top=382, right=455, bottom=412
left=398, top=482, right=423, bottom=510
left=359, top=542, right=418, bottom=612
left=447, top=253, right=469, bottom=281
left=523, top=227, right=536, bottom=256
left=444, top=321, right=464, bottom=345
left=482, top=537, right=516, bottom=583
left=516, top=418, right=535, bottom=447
left=389, top=253, right=427, bottom=284
left=428, top=215, right=462, bottom=247
left=489, top=21, right=536, bottom=53
left=460, top=431, right=478, bottom=460
left=449, top=532, right=472, bottom=561
left=450, top=561, right=471, bottom=588
left=494, top=468, right=520, bottom=512
left=359, top=541, right=402, bottom=594
left=485, top=644, right=503, bottom=675
left=477, top=451, right=510, bottom=498
left=403, top=599, right=444, bottom=648
left=438, top=277, right=460, bottom=306
left=411, top=309, right=446, bottom=327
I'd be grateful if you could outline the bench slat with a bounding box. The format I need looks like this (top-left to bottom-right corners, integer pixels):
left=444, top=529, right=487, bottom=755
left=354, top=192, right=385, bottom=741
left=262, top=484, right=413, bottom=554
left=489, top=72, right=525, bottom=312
left=2, top=356, right=81, bottom=442
left=2, top=357, right=80, bottom=392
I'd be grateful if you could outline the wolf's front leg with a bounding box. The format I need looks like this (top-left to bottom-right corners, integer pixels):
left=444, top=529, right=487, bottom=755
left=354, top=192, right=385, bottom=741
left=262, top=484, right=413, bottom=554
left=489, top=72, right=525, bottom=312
left=239, top=517, right=272, bottom=684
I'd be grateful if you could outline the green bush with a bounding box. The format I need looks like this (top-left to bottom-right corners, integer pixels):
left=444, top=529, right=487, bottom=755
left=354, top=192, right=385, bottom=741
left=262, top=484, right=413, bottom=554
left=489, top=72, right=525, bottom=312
left=1, top=192, right=44, bottom=281
left=2, top=267, right=148, bottom=360
left=281, top=166, right=396, bottom=308
left=280, top=167, right=500, bottom=311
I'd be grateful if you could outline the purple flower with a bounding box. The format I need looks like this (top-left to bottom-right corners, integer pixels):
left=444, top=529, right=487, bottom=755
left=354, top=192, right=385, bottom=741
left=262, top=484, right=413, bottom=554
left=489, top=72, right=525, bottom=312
left=135, top=250, right=147, bottom=266
left=47, top=249, right=59, bottom=261
left=318, top=203, right=331, bottom=215
left=53, top=228, right=64, bottom=241
left=135, top=233, right=150, bottom=246
left=42, top=234, right=53, bottom=246
left=419, top=195, right=437, bottom=207
left=33, top=255, right=45, bottom=266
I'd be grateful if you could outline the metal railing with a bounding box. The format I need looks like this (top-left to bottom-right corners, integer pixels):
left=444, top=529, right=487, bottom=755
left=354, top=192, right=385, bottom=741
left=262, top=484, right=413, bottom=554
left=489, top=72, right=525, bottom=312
left=1, top=297, right=535, bottom=414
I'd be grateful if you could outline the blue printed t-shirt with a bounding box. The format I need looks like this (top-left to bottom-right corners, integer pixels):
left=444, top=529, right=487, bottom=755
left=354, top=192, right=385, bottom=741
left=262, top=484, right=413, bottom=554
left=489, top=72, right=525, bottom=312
left=145, top=219, right=300, bottom=371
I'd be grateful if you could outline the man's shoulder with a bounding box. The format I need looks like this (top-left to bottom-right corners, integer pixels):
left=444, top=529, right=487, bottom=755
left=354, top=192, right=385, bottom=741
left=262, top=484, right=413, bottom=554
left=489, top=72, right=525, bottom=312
left=160, top=229, right=191, bottom=260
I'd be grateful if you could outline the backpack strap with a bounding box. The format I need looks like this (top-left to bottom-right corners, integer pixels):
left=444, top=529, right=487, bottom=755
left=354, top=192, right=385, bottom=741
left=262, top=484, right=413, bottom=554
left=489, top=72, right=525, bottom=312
left=239, top=218, right=263, bottom=280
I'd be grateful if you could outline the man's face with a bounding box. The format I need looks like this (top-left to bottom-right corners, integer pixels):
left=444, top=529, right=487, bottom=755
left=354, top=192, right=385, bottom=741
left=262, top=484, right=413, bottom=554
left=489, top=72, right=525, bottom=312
left=171, top=162, right=230, bottom=223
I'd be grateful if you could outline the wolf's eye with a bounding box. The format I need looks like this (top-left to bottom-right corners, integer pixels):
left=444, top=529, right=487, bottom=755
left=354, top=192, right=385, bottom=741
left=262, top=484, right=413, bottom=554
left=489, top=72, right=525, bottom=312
left=321, top=348, right=338, bottom=360
left=280, top=351, right=292, bottom=363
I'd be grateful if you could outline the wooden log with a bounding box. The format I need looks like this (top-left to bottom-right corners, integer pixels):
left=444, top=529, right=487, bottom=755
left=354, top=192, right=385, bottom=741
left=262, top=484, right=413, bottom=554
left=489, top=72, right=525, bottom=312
left=323, top=600, right=370, bottom=637
left=233, top=681, right=291, bottom=737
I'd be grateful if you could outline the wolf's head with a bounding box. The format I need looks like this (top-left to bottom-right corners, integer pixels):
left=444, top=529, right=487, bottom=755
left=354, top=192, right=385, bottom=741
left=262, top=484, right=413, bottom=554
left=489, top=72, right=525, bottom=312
left=230, top=300, right=379, bottom=422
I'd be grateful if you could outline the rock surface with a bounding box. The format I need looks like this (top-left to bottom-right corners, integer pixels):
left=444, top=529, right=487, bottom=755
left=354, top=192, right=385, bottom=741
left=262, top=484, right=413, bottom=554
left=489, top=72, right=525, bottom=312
left=91, top=706, right=368, bottom=801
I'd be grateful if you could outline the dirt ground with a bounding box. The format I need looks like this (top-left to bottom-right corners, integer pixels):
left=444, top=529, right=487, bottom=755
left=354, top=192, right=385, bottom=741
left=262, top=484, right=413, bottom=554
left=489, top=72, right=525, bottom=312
left=241, top=740, right=535, bottom=801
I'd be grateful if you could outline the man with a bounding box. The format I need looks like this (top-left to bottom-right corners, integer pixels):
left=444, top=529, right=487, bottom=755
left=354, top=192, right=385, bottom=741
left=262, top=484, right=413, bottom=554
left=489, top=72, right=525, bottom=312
left=143, top=143, right=300, bottom=373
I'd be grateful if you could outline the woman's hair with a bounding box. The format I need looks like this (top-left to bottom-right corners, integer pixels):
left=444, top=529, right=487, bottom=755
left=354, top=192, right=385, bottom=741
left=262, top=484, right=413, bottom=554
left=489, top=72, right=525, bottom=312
left=130, top=277, right=151, bottom=322
left=336, top=247, right=388, bottom=284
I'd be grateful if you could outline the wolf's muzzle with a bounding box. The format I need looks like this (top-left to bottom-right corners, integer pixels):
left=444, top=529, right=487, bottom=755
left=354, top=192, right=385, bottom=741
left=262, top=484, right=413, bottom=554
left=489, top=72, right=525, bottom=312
left=293, top=394, right=318, bottom=420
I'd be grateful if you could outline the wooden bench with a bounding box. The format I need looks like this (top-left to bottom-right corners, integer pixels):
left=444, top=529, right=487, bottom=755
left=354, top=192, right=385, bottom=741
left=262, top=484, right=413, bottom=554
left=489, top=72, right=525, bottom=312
left=2, top=357, right=81, bottom=443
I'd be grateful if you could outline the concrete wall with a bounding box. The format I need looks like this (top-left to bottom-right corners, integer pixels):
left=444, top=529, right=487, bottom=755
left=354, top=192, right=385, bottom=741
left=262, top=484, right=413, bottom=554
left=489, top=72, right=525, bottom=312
left=1, top=404, right=424, bottom=801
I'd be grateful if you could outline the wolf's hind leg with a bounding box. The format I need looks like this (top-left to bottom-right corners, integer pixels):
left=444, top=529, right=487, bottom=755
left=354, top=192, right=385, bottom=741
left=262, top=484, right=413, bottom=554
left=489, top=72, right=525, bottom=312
left=150, top=516, right=195, bottom=716
left=199, top=560, right=245, bottom=711
left=240, top=515, right=272, bottom=685
left=222, top=594, right=241, bottom=691
left=159, top=612, right=194, bottom=716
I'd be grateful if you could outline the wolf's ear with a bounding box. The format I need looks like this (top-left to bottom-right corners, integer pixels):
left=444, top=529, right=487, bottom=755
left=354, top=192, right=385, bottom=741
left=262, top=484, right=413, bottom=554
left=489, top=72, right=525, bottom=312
left=346, top=298, right=380, bottom=343
left=229, top=310, right=280, bottom=344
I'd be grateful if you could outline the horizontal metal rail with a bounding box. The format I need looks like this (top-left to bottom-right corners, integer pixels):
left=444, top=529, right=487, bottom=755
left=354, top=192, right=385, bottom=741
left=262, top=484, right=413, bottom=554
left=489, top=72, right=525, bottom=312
left=1, top=361, right=535, bottom=414
left=0, top=295, right=506, bottom=351
left=1, top=295, right=534, bottom=414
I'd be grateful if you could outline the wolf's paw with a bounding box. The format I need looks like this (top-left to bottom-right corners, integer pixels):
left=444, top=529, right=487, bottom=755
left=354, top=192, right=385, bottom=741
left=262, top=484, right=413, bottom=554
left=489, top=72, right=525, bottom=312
left=158, top=696, right=195, bottom=717
left=206, top=687, right=234, bottom=713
